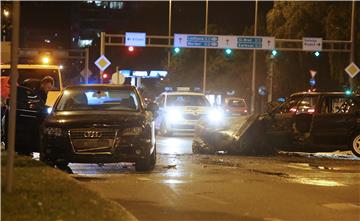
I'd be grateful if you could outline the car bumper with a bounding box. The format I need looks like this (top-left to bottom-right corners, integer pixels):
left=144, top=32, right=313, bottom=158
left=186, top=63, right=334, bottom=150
left=167, top=121, right=198, bottom=132
left=43, top=135, right=154, bottom=164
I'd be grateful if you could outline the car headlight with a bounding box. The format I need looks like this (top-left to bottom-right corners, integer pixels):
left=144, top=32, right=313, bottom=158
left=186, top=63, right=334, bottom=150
left=44, top=127, right=63, bottom=136
left=166, top=109, right=184, bottom=123
left=122, top=127, right=143, bottom=136
left=46, top=107, right=53, bottom=114
left=207, top=109, right=224, bottom=123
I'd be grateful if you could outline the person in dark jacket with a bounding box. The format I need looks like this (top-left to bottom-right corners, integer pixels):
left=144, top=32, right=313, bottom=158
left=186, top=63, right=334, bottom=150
left=35, top=76, right=54, bottom=104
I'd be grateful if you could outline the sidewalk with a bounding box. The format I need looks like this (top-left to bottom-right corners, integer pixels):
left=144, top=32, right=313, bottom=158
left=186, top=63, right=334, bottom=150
left=1, top=154, right=138, bottom=221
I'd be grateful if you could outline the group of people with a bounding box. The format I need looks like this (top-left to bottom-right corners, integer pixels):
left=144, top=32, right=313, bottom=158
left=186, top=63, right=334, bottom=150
left=1, top=75, right=55, bottom=118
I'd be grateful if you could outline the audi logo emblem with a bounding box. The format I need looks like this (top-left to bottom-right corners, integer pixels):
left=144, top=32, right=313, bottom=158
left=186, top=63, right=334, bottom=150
left=83, top=131, right=102, bottom=138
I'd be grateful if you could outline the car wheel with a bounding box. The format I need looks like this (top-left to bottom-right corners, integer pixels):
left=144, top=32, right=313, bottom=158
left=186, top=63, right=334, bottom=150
left=351, top=133, right=360, bottom=157
left=160, top=121, right=172, bottom=137
left=135, top=147, right=156, bottom=172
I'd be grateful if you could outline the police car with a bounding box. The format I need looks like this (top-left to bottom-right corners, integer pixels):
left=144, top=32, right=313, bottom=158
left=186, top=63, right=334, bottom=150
left=154, top=88, right=223, bottom=136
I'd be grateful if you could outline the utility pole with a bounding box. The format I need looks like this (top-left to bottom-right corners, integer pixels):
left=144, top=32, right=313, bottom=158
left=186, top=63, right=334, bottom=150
left=349, top=0, right=356, bottom=89
left=203, top=0, right=209, bottom=94
left=85, top=47, right=89, bottom=84
left=250, top=0, right=258, bottom=113
left=6, top=1, right=20, bottom=193
left=167, top=0, right=172, bottom=68
left=100, top=32, right=105, bottom=84
left=268, top=57, right=274, bottom=103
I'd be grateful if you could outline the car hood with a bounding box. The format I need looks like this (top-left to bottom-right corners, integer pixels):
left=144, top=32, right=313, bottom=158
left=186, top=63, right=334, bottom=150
left=45, top=111, right=146, bottom=128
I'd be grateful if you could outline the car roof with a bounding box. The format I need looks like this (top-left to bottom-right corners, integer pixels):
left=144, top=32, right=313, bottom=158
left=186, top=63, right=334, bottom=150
left=64, top=84, right=137, bottom=90
left=162, top=91, right=205, bottom=96
left=291, top=91, right=359, bottom=96
left=0, top=64, right=61, bottom=70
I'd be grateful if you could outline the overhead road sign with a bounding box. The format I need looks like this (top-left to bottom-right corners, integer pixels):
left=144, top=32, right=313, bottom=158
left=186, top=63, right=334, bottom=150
left=237, top=36, right=275, bottom=50
left=125, top=32, right=146, bottom=47
left=345, top=62, right=360, bottom=78
left=303, top=37, right=322, bottom=51
left=94, top=55, right=111, bottom=71
left=174, top=34, right=275, bottom=50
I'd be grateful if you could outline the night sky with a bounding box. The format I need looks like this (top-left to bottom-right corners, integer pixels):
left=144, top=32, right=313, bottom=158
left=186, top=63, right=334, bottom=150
left=15, top=1, right=273, bottom=83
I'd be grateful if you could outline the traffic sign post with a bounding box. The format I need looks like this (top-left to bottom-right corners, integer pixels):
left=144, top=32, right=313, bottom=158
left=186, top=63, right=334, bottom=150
left=345, top=62, right=360, bottom=78
left=174, top=34, right=275, bottom=50
left=95, top=55, right=111, bottom=72
left=303, top=37, right=323, bottom=51
left=125, top=32, right=146, bottom=47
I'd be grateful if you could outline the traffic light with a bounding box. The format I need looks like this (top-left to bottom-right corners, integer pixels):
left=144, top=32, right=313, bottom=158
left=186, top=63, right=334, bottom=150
left=271, top=50, right=278, bottom=57
left=102, top=73, right=109, bottom=83
left=224, top=48, right=232, bottom=57
left=345, top=88, right=352, bottom=95
left=128, top=46, right=134, bottom=52
left=314, top=51, right=320, bottom=57
left=173, top=47, right=181, bottom=54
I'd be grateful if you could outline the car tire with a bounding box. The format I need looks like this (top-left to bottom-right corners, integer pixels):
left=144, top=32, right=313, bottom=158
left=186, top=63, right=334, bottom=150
left=350, top=133, right=360, bottom=157
left=160, top=121, right=172, bottom=137
left=135, top=147, right=156, bottom=172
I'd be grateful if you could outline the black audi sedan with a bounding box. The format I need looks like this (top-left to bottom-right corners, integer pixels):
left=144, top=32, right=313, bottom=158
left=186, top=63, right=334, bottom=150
left=41, top=85, right=157, bottom=171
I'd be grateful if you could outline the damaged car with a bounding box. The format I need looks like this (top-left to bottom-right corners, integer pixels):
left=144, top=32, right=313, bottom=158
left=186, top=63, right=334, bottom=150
left=193, top=92, right=360, bottom=158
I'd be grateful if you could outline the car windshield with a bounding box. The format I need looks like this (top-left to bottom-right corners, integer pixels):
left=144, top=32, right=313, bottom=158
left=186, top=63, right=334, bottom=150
left=167, top=95, right=210, bottom=106
left=228, top=99, right=246, bottom=107
left=1, top=68, right=61, bottom=91
left=55, top=88, right=140, bottom=111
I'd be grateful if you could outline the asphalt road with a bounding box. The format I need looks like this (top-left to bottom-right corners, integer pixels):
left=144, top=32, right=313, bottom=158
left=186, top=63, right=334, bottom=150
left=70, top=135, right=360, bottom=221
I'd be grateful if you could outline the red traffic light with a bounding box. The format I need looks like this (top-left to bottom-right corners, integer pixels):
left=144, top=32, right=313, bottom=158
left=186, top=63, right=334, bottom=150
left=128, top=46, right=134, bottom=52
left=102, top=73, right=109, bottom=79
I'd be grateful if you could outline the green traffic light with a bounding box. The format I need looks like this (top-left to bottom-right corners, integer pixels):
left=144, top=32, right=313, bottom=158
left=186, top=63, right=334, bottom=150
left=345, top=89, right=352, bottom=95
left=271, top=50, right=278, bottom=57
left=174, top=47, right=181, bottom=54
left=225, top=48, right=232, bottom=55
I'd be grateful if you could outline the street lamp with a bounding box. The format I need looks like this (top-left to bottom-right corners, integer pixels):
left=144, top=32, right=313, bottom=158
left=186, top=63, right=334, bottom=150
left=42, top=56, right=50, bottom=64
left=3, top=9, right=9, bottom=17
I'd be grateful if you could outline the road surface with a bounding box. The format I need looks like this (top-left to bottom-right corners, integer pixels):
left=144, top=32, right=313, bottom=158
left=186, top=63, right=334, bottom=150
left=69, top=135, right=360, bottom=221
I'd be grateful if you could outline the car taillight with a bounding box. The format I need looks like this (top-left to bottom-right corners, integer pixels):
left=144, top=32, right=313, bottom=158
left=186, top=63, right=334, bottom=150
left=308, top=108, right=315, bottom=113
left=290, top=108, right=297, bottom=112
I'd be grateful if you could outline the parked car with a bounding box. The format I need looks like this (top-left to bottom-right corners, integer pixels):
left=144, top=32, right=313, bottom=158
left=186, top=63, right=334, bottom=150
left=261, top=92, right=360, bottom=157
left=154, top=90, right=222, bottom=136
left=223, top=97, right=248, bottom=116
left=41, top=85, right=157, bottom=171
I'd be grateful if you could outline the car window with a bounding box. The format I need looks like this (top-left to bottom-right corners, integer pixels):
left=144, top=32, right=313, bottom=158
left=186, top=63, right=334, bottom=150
left=228, top=99, right=246, bottom=108
left=272, top=96, right=302, bottom=114
left=166, top=95, right=210, bottom=107
left=295, top=96, right=318, bottom=113
left=320, top=96, right=360, bottom=114
left=56, top=88, right=140, bottom=111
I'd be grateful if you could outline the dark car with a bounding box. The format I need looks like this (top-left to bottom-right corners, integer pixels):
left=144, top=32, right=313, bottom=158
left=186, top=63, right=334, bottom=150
left=261, top=92, right=360, bottom=157
left=40, top=85, right=157, bottom=171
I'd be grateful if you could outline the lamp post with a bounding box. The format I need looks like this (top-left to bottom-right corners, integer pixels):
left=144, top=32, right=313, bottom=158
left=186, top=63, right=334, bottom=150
left=202, top=0, right=209, bottom=94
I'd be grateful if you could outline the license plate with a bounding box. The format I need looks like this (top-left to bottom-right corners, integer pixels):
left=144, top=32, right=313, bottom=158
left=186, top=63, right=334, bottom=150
left=72, top=139, right=112, bottom=150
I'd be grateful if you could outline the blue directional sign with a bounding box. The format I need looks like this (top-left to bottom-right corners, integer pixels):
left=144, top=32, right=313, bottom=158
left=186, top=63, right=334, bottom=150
left=187, top=41, right=218, bottom=47
left=187, top=35, right=219, bottom=48
left=187, top=36, right=218, bottom=42
left=238, top=37, right=263, bottom=48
